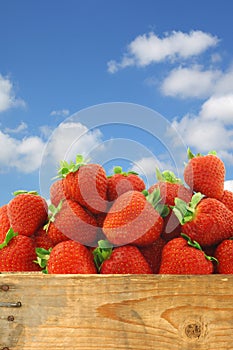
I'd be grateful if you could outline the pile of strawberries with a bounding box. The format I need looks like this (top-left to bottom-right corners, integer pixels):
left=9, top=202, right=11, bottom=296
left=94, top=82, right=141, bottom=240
left=1, top=149, right=233, bottom=275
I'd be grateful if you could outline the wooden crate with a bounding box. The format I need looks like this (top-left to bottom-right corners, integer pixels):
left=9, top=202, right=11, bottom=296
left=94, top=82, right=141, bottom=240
left=1, top=273, right=233, bottom=350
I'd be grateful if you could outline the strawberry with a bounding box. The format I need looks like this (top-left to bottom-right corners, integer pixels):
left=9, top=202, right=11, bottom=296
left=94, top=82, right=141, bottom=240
left=33, top=227, right=55, bottom=250
left=103, top=189, right=167, bottom=246
left=148, top=169, right=192, bottom=241
left=94, top=242, right=152, bottom=274
left=184, top=148, right=225, bottom=200
left=215, top=239, right=233, bottom=274
left=36, top=240, right=97, bottom=274
left=220, top=190, right=233, bottom=213
left=107, top=166, right=145, bottom=201
left=139, top=236, right=166, bottom=273
left=7, top=190, right=48, bottom=237
left=0, top=228, right=40, bottom=272
left=57, top=155, right=108, bottom=215
left=159, top=234, right=216, bottom=274
left=0, top=204, right=10, bottom=244
left=50, top=179, right=65, bottom=207
left=173, top=193, right=233, bottom=247
left=45, top=199, right=98, bottom=246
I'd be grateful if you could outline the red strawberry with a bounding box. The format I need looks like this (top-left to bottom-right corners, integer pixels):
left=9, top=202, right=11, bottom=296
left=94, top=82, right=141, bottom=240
left=159, top=234, right=215, bottom=274
left=148, top=169, right=192, bottom=241
left=33, top=227, right=55, bottom=250
left=37, top=240, right=97, bottom=274
left=215, top=239, right=233, bottom=274
left=57, top=155, right=108, bottom=215
left=220, top=190, right=233, bottom=213
left=0, top=204, right=10, bottom=244
left=95, top=243, right=152, bottom=274
left=173, top=193, right=233, bottom=246
left=46, top=199, right=98, bottom=246
left=107, top=166, right=145, bottom=201
left=50, top=179, right=65, bottom=207
left=139, top=236, right=166, bottom=273
left=184, top=148, right=225, bottom=200
left=7, top=190, right=48, bottom=237
left=0, top=228, right=40, bottom=272
left=103, top=189, right=166, bottom=246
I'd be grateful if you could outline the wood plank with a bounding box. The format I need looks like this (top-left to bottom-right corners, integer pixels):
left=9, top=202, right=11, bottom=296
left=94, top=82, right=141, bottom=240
left=0, top=274, right=233, bottom=349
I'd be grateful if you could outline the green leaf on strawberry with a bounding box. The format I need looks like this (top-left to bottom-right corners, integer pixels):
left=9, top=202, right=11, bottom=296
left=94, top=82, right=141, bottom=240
left=93, top=240, right=113, bottom=272
left=173, top=192, right=204, bottom=224
left=34, top=247, right=53, bottom=273
left=0, top=228, right=18, bottom=249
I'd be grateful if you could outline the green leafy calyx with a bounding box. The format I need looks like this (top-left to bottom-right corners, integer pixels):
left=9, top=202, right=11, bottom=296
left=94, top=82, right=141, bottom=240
left=172, top=192, right=204, bottom=225
left=108, top=166, right=139, bottom=178
left=44, top=200, right=63, bottom=231
left=0, top=228, right=18, bottom=250
left=34, top=247, right=53, bottom=273
left=156, top=168, right=183, bottom=184
left=56, top=154, right=88, bottom=179
left=181, top=233, right=218, bottom=263
left=145, top=187, right=169, bottom=218
left=92, top=240, right=113, bottom=272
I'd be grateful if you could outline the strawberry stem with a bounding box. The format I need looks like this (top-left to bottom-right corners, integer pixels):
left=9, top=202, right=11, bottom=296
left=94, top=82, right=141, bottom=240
left=34, top=247, right=52, bottom=273
left=44, top=200, right=63, bottom=231
left=156, top=168, right=183, bottom=184
left=92, top=240, right=113, bottom=272
left=145, top=188, right=169, bottom=217
left=181, top=233, right=218, bottom=264
left=173, top=192, right=204, bottom=224
left=56, top=154, right=87, bottom=179
left=13, top=190, right=39, bottom=196
left=0, top=228, right=18, bottom=249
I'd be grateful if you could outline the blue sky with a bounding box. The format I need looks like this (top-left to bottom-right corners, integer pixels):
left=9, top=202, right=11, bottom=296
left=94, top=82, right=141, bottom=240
left=0, top=0, right=233, bottom=205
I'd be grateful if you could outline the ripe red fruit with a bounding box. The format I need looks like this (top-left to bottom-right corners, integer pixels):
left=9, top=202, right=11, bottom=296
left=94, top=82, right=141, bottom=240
left=220, top=190, right=233, bottom=213
left=184, top=148, right=225, bottom=200
left=99, top=245, right=153, bottom=274
left=107, top=166, right=145, bottom=201
left=47, top=240, right=97, bottom=274
left=0, top=204, right=10, bottom=244
left=7, top=191, right=48, bottom=237
left=215, top=239, right=233, bottom=274
left=33, top=227, right=55, bottom=250
left=103, top=189, right=165, bottom=246
left=57, top=155, right=108, bottom=215
left=148, top=169, right=192, bottom=241
left=173, top=193, right=233, bottom=247
left=0, top=229, right=40, bottom=272
left=50, top=179, right=65, bottom=207
left=159, top=235, right=215, bottom=274
left=46, top=200, right=98, bottom=246
left=139, top=236, right=166, bottom=273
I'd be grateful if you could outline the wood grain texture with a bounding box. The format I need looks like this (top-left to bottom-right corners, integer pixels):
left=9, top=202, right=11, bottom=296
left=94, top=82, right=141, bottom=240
left=0, top=273, right=233, bottom=349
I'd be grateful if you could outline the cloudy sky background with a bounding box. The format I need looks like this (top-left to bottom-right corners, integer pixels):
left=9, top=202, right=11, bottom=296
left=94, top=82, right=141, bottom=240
left=0, top=0, right=233, bottom=204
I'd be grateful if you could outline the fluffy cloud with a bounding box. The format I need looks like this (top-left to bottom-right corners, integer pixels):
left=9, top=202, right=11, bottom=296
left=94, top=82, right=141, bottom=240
left=0, top=121, right=103, bottom=175
left=50, top=109, right=70, bottom=117
left=43, top=122, right=103, bottom=166
left=200, top=94, right=233, bottom=124
left=107, top=30, right=218, bottom=73
left=0, top=131, right=46, bottom=173
left=0, top=74, right=25, bottom=112
left=4, top=121, right=28, bottom=134
left=161, top=66, right=222, bottom=98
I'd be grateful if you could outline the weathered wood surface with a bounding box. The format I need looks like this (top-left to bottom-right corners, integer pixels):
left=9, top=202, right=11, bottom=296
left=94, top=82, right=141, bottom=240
left=1, top=274, right=233, bottom=349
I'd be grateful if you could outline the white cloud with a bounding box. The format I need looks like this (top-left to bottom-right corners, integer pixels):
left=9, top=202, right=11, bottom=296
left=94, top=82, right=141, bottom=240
left=4, top=121, right=28, bottom=134
left=200, top=94, right=233, bottom=124
left=50, top=109, right=70, bottom=117
left=42, top=121, right=103, bottom=168
left=161, top=66, right=222, bottom=98
left=131, top=156, right=176, bottom=185
left=107, top=30, right=219, bottom=72
left=0, top=131, right=46, bottom=173
left=224, top=180, right=233, bottom=191
left=0, top=74, right=25, bottom=112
